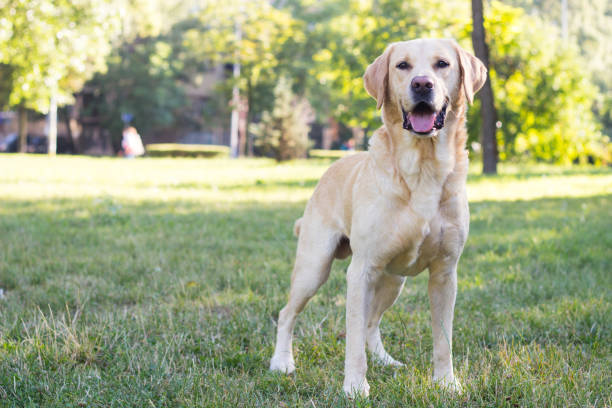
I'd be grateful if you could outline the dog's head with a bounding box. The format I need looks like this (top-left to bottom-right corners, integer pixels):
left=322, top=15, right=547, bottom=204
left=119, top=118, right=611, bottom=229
left=364, top=39, right=487, bottom=138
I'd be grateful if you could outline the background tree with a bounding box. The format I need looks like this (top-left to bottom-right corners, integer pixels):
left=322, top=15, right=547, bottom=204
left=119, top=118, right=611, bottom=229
left=186, top=0, right=298, bottom=156
left=84, top=37, right=189, bottom=151
left=471, top=0, right=498, bottom=174
left=479, top=2, right=606, bottom=164
left=505, top=0, right=612, bottom=142
left=250, top=77, right=312, bottom=161
left=0, top=0, right=121, bottom=153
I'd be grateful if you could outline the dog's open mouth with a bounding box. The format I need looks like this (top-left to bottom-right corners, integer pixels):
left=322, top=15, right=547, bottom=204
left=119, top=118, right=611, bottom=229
left=402, top=102, right=448, bottom=135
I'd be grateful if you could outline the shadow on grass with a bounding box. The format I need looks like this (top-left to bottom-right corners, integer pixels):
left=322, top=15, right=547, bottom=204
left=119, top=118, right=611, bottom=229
left=0, top=194, right=609, bottom=309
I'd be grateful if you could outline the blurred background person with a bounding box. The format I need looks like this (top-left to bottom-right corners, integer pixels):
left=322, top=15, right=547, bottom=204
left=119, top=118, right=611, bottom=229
left=121, top=126, right=144, bottom=158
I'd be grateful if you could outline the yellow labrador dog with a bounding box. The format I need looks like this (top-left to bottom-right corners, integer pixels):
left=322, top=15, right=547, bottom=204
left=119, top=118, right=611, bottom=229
left=270, top=39, right=486, bottom=397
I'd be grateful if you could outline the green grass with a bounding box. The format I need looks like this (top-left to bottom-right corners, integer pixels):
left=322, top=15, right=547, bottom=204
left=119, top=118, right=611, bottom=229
left=0, top=154, right=610, bottom=407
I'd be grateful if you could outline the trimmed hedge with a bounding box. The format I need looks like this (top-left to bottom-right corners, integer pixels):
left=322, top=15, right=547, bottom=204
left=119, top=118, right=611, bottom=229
left=145, top=143, right=230, bottom=158
left=145, top=145, right=358, bottom=160
left=308, top=149, right=357, bottom=159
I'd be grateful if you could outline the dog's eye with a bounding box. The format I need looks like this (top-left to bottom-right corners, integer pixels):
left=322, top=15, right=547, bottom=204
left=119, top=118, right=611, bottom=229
left=396, top=61, right=410, bottom=70
left=436, top=60, right=449, bottom=68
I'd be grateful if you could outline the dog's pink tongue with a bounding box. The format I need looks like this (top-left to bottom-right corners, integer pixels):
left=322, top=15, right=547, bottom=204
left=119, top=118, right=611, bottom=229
left=409, top=112, right=436, bottom=133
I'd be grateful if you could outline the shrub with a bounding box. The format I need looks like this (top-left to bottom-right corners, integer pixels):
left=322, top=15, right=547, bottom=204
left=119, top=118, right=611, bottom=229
left=145, top=144, right=229, bottom=158
left=250, top=77, right=312, bottom=162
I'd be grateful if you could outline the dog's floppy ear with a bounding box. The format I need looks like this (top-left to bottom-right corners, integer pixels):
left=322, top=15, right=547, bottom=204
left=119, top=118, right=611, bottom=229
left=363, top=45, right=394, bottom=110
left=453, top=42, right=487, bottom=104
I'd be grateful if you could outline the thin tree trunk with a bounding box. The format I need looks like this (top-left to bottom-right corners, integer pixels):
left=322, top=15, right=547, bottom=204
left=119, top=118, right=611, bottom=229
left=18, top=104, right=27, bottom=153
left=471, top=0, right=498, bottom=174
left=246, top=78, right=254, bottom=157
left=238, top=96, right=248, bottom=157
left=62, top=107, right=76, bottom=154
left=229, top=19, right=241, bottom=158
left=230, top=82, right=240, bottom=158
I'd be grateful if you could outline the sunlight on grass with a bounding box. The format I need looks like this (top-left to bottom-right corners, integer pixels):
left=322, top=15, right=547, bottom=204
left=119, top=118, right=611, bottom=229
left=1, top=155, right=610, bottom=204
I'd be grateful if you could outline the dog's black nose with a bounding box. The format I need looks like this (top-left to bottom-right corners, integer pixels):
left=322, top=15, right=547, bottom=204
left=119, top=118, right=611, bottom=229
left=411, top=76, right=434, bottom=96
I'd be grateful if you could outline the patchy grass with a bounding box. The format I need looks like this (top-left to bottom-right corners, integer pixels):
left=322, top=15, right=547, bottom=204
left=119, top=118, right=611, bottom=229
left=0, top=154, right=610, bottom=407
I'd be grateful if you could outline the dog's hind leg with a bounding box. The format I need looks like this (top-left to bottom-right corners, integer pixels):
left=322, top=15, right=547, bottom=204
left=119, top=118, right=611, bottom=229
left=270, top=223, right=338, bottom=374
left=366, top=273, right=406, bottom=366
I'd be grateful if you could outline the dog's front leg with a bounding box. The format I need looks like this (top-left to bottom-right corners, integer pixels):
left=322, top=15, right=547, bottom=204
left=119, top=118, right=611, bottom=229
left=428, top=261, right=462, bottom=392
left=343, top=257, right=377, bottom=398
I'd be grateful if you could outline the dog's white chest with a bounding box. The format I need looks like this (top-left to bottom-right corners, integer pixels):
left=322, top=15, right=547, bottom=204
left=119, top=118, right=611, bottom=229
left=386, top=247, right=427, bottom=276
left=384, top=220, right=431, bottom=276
left=384, top=210, right=463, bottom=277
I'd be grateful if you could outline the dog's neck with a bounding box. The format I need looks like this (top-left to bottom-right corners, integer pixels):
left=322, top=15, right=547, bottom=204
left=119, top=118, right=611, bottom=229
left=369, top=101, right=468, bottom=218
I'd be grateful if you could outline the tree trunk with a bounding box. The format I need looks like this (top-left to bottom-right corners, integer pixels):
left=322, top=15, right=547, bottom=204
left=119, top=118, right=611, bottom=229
left=230, top=82, right=240, bottom=158
left=238, top=96, right=248, bottom=157
left=229, top=19, right=242, bottom=158
left=471, top=0, right=498, bottom=174
left=18, top=104, right=27, bottom=153
left=62, top=107, right=76, bottom=154
left=246, top=78, right=254, bottom=157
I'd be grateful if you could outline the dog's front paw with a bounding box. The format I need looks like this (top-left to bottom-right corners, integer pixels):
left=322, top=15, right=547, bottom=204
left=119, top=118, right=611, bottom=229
left=269, top=353, right=295, bottom=374
left=434, top=375, right=463, bottom=393
left=343, top=377, right=370, bottom=398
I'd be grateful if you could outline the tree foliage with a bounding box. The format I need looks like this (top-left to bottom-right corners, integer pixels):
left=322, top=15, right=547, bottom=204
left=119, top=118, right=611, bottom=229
left=250, top=77, right=312, bottom=161
left=1, top=0, right=608, bottom=164
left=505, top=0, right=612, bottom=142
left=78, top=1, right=208, bottom=149
left=0, top=0, right=120, bottom=111
left=84, top=38, right=188, bottom=150
left=481, top=2, right=606, bottom=163
left=186, top=0, right=298, bottom=116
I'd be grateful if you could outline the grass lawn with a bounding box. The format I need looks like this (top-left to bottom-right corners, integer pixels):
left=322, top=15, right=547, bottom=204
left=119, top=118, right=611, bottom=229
left=0, top=154, right=610, bottom=407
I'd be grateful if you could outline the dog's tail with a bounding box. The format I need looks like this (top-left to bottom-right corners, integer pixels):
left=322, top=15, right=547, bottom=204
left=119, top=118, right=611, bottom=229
left=293, top=217, right=302, bottom=238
